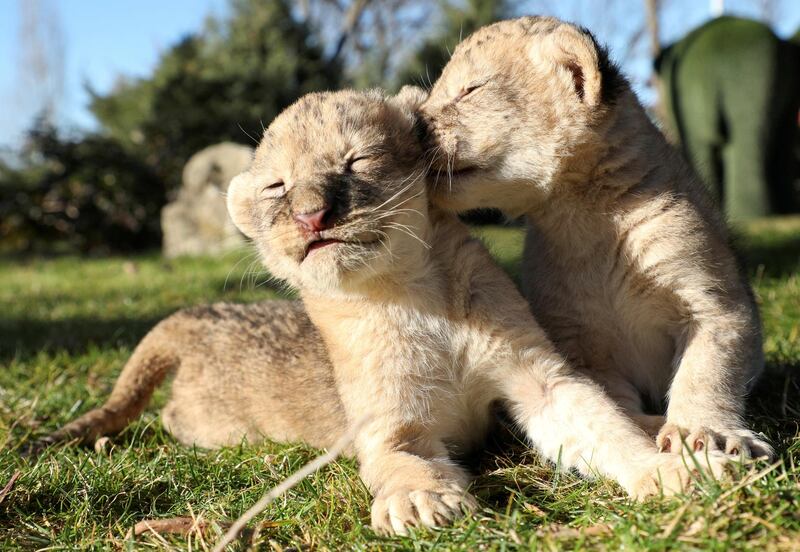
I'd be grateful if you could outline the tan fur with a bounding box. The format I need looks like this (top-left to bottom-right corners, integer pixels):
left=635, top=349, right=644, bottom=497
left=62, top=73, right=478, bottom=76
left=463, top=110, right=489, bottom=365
left=420, top=16, right=771, bottom=459
left=40, top=301, right=345, bottom=451
left=221, top=88, right=729, bottom=535
left=43, top=78, right=739, bottom=534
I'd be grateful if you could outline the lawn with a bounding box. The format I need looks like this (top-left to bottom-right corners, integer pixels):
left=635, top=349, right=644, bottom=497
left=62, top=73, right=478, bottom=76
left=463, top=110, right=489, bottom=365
left=1, top=220, right=799, bottom=550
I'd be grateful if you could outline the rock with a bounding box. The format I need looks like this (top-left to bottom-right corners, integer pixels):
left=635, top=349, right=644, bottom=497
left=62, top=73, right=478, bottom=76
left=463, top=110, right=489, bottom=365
left=162, top=142, right=253, bottom=258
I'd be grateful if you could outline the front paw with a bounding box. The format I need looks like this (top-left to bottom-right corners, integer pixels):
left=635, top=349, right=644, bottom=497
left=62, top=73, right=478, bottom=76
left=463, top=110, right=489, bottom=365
left=370, top=483, right=477, bottom=536
left=626, top=450, right=731, bottom=499
left=656, top=422, right=773, bottom=459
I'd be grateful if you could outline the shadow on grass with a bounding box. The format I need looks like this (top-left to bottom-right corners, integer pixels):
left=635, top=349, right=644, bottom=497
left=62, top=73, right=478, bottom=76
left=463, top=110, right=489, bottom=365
left=0, top=315, right=163, bottom=362
left=0, top=473, right=176, bottom=541
left=749, top=363, right=800, bottom=455
left=733, top=229, right=800, bottom=278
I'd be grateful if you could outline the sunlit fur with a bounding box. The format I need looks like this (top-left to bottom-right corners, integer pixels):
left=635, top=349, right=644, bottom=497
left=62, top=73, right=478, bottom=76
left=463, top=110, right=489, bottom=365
left=420, top=16, right=771, bottom=459
left=227, top=89, right=431, bottom=296
left=227, top=88, right=731, bottom=534
left=47, top=86, right=733, bottom=536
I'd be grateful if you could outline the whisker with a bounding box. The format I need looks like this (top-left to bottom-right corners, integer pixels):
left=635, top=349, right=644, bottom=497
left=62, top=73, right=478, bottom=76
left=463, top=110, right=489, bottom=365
left=224, top=247, right=259, bottom=292
left=380, top=187, right=426, bottom=214
left=386, top=222, right=431, bottom=250
left=369, top=180, right=417, bottom=213
left=240, top=258, right=263, bottom=292
left=238, top=123, right=259, bottom=145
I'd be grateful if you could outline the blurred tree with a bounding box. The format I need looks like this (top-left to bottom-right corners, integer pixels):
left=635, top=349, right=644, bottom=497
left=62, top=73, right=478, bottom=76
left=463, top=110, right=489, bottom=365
left=0, top=119, right=163, bottom=253
left=89, top=0, right=341, bottom=192
left=395, top=0, right=513, bottom=89
left=645, top=0, right=666, bottom=118
left=299, top=0, right=434, bottom=88
left=2, top=0, right=343, bottom=253
left=16, top=0, right=64, bottom=128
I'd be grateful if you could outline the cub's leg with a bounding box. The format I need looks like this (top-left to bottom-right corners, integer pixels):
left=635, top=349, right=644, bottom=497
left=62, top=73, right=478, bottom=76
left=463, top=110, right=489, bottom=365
left=35, top=326, right=178, bottom=449
left=636, top=230, right=773, bottom=459
left=657, top=312, right=771, bottom=458
left=328, top=348, right=477, bottom=535
left=468, top=263, right=732, bottom=498
left=357, top=422, right=477, bottom=536
left=37, top=302, right=347, bottom=451
left=498, top=361, right=730, bottom=498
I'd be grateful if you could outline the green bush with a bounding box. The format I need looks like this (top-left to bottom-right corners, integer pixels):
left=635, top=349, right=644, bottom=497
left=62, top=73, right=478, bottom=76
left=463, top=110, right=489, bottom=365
left=90, top=0, right=341, bottom=192
left=0, top=122, right=163, bottom=253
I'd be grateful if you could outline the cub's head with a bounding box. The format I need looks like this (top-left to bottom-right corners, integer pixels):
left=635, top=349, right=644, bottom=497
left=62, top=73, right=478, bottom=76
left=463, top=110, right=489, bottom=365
left=227, top=88, right=429, bottom=294
left=420, top=16, right=626, bottom=215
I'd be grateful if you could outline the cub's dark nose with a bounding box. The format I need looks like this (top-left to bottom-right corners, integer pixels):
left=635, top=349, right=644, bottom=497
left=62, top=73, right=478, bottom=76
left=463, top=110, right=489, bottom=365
left=293, top=207, right=331, bottom=234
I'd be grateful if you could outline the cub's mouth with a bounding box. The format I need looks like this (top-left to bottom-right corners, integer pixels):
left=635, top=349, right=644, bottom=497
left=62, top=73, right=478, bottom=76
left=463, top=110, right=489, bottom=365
left=303, top=238, right=343, bottom=260
left=301, top=237, right=381, bottom=262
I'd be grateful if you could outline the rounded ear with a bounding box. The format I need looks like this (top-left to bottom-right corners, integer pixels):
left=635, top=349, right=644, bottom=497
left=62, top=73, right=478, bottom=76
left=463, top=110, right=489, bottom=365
left=528, top=24, right=603, bottom=108
left=389, top=85, right=429, bottom=114
left=226, top=172, right=259, bottom=238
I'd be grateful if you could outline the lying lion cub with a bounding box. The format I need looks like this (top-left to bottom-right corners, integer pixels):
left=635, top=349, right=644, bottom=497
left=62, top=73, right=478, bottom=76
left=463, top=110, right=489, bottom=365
left=419, top=16, right=770, bottom=458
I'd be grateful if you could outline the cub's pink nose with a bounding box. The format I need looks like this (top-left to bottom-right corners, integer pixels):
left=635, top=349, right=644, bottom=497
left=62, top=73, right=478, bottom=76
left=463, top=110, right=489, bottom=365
left=293, top=207, right=330, bottom=233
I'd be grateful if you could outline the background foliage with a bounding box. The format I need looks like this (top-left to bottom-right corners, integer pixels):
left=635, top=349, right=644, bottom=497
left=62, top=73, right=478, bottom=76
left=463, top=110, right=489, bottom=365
left=2, top=0, right=799, bottom=253
left=0, top=121, right=162, bottom=253
left=0, top=0, right=512, bottom=253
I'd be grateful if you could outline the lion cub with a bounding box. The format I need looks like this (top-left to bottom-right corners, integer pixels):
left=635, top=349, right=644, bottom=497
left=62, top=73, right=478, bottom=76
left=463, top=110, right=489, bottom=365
left=223, top=88, right=728, bottom=534
left=39, top=300, right=345, bottom=450
left=42, top=88, right=729, bottom=535
left=420, top=16, right=770, bottom=458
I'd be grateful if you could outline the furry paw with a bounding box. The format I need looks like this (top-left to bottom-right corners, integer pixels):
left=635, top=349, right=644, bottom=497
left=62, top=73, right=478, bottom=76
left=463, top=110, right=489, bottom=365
left=370, top=483, right=477, bottom=536
left=626, top=450, right=731, bottom=499
left=656, top=423, right=773, bottom=459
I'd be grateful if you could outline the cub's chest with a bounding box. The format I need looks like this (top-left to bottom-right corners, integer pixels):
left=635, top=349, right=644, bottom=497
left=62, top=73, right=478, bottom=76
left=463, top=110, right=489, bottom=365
left=328, top=305, right=465, bottom=362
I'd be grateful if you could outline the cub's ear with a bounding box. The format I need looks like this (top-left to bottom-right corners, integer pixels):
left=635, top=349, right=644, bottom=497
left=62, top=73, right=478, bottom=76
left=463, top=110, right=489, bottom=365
left=528, top=24, right=604, bottom=108
left=389, top=85, right=429, bottom=114
left=226, top=172, right=259, bottom=239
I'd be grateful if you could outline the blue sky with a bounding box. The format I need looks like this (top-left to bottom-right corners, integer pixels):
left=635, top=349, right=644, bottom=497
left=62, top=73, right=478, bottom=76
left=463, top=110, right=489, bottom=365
left=1, top=0, right=799, bottom=149
left=0, top=0, right=229, bottom=148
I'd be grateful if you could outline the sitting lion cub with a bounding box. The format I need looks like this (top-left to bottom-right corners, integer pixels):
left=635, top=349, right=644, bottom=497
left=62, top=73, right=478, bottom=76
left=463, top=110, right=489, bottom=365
left=43, top=88, right=729, bottom=535
left=419, top=16, right=771, bottom=458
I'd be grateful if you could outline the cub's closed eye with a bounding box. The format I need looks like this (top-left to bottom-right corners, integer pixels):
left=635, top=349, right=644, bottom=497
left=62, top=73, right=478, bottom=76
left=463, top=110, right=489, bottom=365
left=261, top=181, right=285, bottom=196
left=455, top=84, right=483, bottom=102
left=346, top=155, right=371, bottom=172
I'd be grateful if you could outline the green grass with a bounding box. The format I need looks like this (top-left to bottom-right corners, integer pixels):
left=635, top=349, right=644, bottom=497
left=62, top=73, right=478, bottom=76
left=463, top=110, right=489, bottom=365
left=1, top=220, right=799, bottom=550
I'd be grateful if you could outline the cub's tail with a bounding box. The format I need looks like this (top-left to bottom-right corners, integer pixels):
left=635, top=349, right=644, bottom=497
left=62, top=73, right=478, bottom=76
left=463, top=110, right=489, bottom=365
left=28, top=329, right=179, bottom=454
